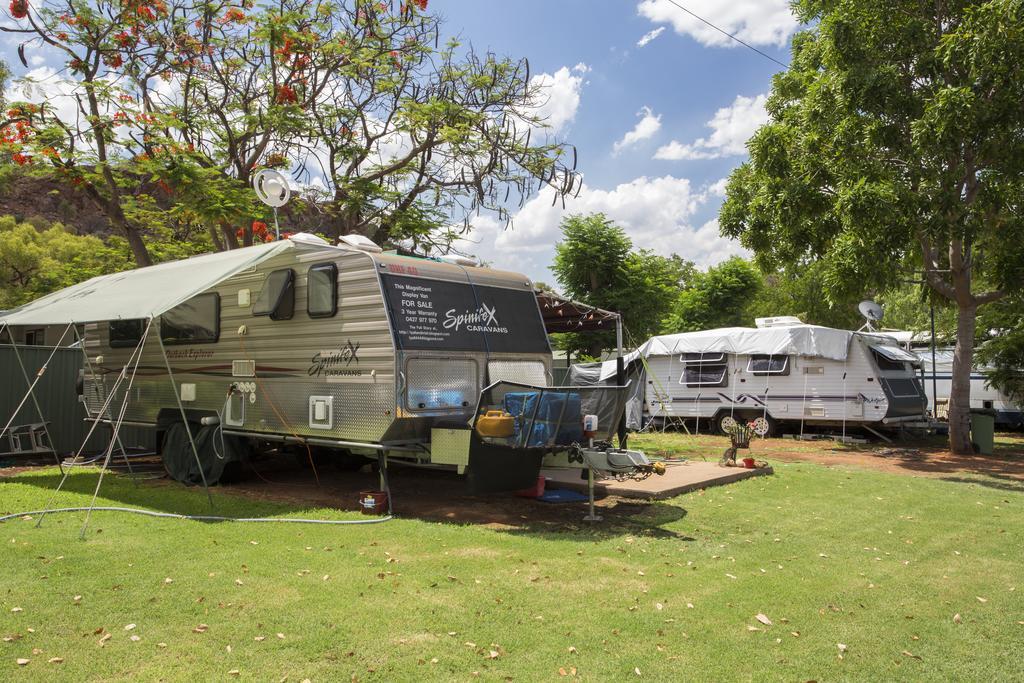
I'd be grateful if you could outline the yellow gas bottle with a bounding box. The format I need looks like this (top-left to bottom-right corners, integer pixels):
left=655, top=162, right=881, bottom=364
left=476, top=410, right=515, bottom=438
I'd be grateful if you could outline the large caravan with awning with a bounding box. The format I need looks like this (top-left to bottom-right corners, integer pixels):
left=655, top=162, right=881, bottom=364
left=573, top=317, right=929, bottom=435
left=79, top=234, right=553, bottom=443
left=0, top=234, right=654, bottom=493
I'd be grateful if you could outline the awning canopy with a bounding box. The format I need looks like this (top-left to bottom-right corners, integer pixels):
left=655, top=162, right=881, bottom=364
left=0, top=234, right=331, bottom=326
left=534, top=290, right=620, bottom=333
left=870, top=344, right=922, bottom=364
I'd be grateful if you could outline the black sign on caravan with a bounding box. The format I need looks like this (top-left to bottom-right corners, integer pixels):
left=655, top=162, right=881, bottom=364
left=380, top=274, right=550, bottom=353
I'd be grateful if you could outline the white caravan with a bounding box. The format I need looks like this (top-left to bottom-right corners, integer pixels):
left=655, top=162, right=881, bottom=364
left=573, top=317, right=928, bottom=435
left=886, top=332, right=1023, bottom=427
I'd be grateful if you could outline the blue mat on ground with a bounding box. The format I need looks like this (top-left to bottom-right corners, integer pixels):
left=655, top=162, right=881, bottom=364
left=536, top=488, right=589, bottom=503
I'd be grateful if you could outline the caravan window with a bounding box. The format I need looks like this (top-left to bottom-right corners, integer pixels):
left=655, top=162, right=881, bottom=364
left=680, top=353, right=728, bottom=387
left=307, top=263, right=338, bottom=318
left=253, top=268, right=295, bottom=320
left=747, top=354, right=790, bottom=376
left=160, top=293, right=220, bottom=345
left=109, top=319, right=146, bottom=348
left=871, top=348, right=908, bottom=372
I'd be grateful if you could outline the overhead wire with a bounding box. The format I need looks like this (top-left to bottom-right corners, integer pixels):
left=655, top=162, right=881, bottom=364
left=659, top=0, right=790, bottom=69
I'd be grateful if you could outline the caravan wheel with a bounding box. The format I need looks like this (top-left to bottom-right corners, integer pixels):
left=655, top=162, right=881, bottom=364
left=716, top=413, right=740, bottom=435
left=750, top=415, right=776, bottom=438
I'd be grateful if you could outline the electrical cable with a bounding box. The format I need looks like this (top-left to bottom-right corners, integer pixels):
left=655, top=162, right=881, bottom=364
left=0, top=506, right=392, bottom=525
left=659, top=0, right=790, bottom=69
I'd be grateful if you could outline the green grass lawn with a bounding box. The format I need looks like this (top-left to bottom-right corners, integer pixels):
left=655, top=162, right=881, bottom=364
left=1, top=458, right=1022, bottom=681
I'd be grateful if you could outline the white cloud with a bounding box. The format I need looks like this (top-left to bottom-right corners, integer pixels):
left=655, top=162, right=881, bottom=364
left=613, top=106, right=662, bottom=155
left=636, top=26, right=665, bottom=47
left=453, top=175, right=745, bottom=282
left=637, top=0, right=798, bottom=48
left=655, top=93, right=768, bottom=161
left=28, top=54, right=45, bottom=67
left=527, top=63, right=588, bottom=134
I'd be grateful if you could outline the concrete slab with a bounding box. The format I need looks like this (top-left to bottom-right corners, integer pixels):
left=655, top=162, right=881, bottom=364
left=540, top=460, right=772, bottom=500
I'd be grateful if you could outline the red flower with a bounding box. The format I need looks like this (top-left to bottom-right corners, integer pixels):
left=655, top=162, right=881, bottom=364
left=221, top=7, right=245, bottom=23
left=252, top=220, right=268, bottom=235
left=274, top=84, right=297, bottom=104
left=413, top=0, right=427, bottom=9
left=11, top=152, right=30, bottom=165
left=9, top=0, right=28, bottom=19
left=137, top=5, right=155, bottom=20
left=104, top=53, right=123, bottom=69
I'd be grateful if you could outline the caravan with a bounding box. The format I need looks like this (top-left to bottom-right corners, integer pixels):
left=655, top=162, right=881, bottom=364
left=574, top=317, right=928, bottom=435
left=1, top=234, right=654, bottom=493
left=886, top=332, right=1024, bottom=427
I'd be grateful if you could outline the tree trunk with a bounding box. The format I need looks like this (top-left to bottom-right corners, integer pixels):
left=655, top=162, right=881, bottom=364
left=948, top=303, right=977, bottom=454
left=120, top=219, right=152, bottom=267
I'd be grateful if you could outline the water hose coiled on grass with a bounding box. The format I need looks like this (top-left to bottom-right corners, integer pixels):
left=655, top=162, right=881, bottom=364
left=0, top=506, right=392, bottom=526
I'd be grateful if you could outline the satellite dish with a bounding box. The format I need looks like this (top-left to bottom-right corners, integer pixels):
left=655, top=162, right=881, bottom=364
left=252, top=169, right=291, bottom=208
left=859, top=300, right=884, bottom=322
left=858, top=300, right=884, bottom=331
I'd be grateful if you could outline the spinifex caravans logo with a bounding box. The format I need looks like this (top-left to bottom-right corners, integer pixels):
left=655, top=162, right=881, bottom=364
left=443, top=302, right=509, bottom=334
left=308, top=340, right=361, bottom=378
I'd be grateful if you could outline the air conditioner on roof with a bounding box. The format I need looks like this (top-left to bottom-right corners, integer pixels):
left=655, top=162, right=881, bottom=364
left=755, top=316, right=804, bottom=328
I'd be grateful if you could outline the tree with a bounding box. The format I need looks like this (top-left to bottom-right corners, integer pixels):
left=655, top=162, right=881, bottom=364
left=974, top=296, right=1024, bottom=405
left=662, top=256, right=762, bottom=333
left=1, top=0, right=579, bottom=260
left=719, top=0, right=1024, bottom=453
left=0, top=214, right=131, bottom=307
left=552, top=213, right=685, bottom=357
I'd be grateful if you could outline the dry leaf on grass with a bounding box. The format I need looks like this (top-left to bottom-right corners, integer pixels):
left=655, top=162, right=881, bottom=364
left=124, top=624, right=136, bottom=631
left=10, top=608, right=22, bottom=613
left=129, top=635, right=140, bottom=642
left=755, top=614, right=772, bottom=625
left=16, top=658, right=30, bottom=666
left=953, top=613, right=962, bottom=624
left=634, top=667, right=642, bottom=676
left=48, top=657, right=63, bottom=664
left=976, top=597, right=988, bottom=603
left=901, top=650, right=922, bottom=660
left=193, top=624, right=209, bottom=634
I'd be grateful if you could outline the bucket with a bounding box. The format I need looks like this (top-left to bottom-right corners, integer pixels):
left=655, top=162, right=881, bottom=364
left=742, top=457, right=756, bottom=469
left=359, top=490, right=389, bottom=515
left=515, top=475, right=546, bottom=498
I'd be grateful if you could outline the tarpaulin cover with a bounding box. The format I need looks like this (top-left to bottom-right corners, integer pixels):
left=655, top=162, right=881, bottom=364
left=161, top=422, right=246, bottom=486
left=586, top=325, right=902, bottom=382
left=0, top=234, right=330, bottom=326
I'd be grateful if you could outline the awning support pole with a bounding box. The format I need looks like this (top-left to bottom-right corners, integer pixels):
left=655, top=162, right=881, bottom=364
left=79, top=320, right=151, bottom=539
left=73, top=325, right=139, bottom=486
left=157, top=321, right=214, bottom=508
left=615, top=315, right=627, bottom=449
left=3, top=323, right=74, bottom=475
left=35, top=323, right=148, bottom=528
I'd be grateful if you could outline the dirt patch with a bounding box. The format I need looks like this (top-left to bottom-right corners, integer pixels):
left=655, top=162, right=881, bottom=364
left=742, top=437, right=1024, bottom=481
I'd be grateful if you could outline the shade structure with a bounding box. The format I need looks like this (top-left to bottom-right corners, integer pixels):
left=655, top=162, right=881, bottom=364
left=534, top=290, right=620, bottom=334
left=0, top=234, right=330, bottom=326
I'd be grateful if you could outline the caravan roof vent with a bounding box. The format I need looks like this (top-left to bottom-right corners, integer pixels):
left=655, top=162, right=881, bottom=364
left=288, top=232, right=328, bottom=245
left=755, top=316, right=804, bottom=328
left=338, top=234, right=383, bottom=253
left=436, top=254, right=479, bottom=267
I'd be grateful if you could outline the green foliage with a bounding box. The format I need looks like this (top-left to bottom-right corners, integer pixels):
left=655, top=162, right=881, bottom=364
left=975, top=295, right=1024, bottom=403
left=551, top=213, right=686, bottom=355
left=749, top=262, right=864, bottom=330
left=0, top=215, right=132, bottom=309
left=662, top=257, right=762, bottom=333
left=719, top=0, right=1024, bottom=451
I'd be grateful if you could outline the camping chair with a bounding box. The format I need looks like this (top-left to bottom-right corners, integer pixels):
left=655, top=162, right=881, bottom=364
left=2, top=422, right=55, bottom=458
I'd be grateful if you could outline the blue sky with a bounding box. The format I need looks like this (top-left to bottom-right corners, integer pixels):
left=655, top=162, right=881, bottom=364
left=436, top=0, right=799, bottom=283
left=1, top=0, right=799, bottom=284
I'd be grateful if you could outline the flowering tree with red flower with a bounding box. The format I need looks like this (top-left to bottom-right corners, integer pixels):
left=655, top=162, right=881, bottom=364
left=1, top=0, right=579, bottom=260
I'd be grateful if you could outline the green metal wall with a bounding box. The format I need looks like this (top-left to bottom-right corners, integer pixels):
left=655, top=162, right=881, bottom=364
left=0, top=345, right=155, bottom=457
